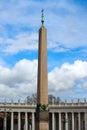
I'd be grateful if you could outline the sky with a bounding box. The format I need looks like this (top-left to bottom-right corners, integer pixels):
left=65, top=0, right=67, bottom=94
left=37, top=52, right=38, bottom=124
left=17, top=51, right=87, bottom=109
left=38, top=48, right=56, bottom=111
left=0, top=0, right=87, bottom=101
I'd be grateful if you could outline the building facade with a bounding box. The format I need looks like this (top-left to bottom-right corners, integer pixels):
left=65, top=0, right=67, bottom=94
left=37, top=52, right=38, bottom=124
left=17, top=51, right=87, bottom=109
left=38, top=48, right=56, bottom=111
left=0, top=100, right=87, bottom=130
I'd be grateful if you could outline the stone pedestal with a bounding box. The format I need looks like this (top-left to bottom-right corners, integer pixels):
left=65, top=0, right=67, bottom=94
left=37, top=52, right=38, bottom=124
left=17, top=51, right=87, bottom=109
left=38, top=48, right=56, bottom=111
left=38, top=121, right=48, bottom=130
left=36, top=111, right=49, bottom=130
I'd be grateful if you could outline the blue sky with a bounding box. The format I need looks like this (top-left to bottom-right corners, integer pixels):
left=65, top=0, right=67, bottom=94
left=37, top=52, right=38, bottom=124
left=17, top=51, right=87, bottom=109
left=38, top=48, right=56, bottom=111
left=0, top=0, right=87, bottom=101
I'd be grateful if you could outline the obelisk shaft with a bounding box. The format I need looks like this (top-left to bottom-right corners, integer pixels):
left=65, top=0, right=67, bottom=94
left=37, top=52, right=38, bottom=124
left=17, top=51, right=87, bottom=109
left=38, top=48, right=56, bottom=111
left=36, top=10, right=49, bottom=130
left=37, top=26, right=48, bottom=105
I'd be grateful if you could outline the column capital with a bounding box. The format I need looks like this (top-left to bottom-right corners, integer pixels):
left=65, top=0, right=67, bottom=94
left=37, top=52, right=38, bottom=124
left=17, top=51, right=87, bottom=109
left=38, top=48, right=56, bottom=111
left=32, top=112, right=35, bottom=114
left=59, top=112, right=61, bottom=114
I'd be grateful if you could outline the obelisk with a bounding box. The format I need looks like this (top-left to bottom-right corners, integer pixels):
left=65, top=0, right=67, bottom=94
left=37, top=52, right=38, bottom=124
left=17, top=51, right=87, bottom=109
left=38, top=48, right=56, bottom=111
left=36, top=9, right=49, bottom=130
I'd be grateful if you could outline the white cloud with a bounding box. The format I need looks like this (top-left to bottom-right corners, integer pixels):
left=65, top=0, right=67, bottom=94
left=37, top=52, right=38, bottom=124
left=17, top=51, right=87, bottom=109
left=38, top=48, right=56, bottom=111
left=0, top=33, right=38, bottom=54
left=0, top=59, right=37, bottom=97
left=48, top=60, right=87, bottom=92
left=0, top=59, right=87, bottom=98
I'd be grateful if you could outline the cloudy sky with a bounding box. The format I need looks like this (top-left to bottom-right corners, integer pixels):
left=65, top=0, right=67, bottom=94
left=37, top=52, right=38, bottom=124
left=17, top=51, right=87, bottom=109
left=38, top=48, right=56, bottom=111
left=0, top=0, right=87, bottom=101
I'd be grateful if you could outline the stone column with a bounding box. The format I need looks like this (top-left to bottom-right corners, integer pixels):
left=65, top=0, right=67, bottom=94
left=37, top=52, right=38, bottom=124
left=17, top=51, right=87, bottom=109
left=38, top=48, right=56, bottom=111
left=32, top=112, right=35, bottom=130
left=3, top=113, right=7, bottom=130
left=52, top=112, right=55, bottom=130
left=85, top=112, right=87, bottom=130
left=59, top=112, right=61, bottom=130
left=25, top=112, right=28, bottom=130
left=72, top=112, right=74, bottom=130
left=65, top=112, right=68, bottom=130
left=78, top=112, right=81, bottom=130
left=18, top=112, right=21, bottom=130
left=11, top=112, right=14, bottom=130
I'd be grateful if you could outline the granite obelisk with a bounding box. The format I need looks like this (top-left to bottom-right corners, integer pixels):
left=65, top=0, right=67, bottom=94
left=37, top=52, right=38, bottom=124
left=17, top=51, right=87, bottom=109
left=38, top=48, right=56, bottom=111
left=36, top=9, right=49, bottom=130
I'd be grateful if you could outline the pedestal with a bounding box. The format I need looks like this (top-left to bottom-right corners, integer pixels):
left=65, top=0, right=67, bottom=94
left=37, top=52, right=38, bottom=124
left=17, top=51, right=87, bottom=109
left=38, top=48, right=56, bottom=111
left=36, top=111, right=49, bottom=130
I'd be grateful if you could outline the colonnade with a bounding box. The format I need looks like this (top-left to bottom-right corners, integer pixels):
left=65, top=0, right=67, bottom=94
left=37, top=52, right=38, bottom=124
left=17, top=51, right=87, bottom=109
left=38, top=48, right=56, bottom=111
left=2, top=112, right=35, bottom=130
left=50, top=112, right=86, bottom=130
left=1, top=111, right=87, bottom=130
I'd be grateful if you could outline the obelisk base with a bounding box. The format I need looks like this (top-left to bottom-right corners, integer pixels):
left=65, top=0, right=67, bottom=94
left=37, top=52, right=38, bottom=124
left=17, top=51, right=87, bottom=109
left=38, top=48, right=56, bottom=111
left=36, top=111, right=49, bottom=130
left=37, top=121, right=48, bottom=130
